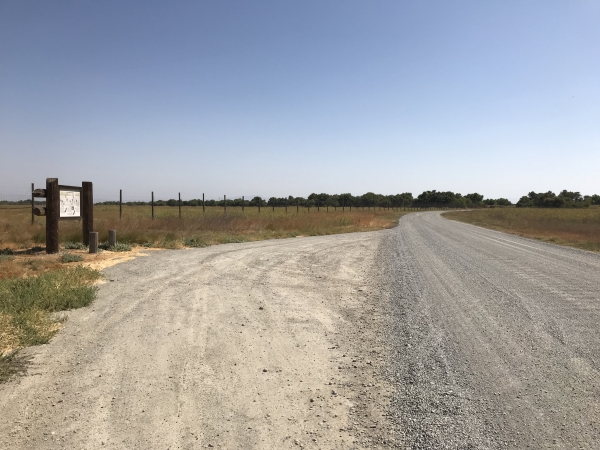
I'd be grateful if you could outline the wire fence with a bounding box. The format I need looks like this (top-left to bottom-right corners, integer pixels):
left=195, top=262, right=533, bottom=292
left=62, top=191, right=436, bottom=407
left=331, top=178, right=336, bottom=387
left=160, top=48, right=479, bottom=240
left=1, top=186, right=461, bottom=219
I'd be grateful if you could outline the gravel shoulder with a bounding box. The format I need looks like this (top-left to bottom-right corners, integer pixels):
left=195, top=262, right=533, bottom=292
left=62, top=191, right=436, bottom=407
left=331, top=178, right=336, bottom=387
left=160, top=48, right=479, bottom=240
left=0, top=232, right=395, bottom=450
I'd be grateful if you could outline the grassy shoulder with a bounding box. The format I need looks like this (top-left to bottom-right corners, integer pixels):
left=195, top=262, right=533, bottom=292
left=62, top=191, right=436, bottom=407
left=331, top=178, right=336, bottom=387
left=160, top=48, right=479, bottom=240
left=0, top=265, right=101, bottom=382
left=443, top=207, right=600, bottom=252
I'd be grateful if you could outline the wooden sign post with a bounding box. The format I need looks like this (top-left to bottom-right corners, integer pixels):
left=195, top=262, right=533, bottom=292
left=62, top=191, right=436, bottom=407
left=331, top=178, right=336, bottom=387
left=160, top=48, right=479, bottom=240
left=32, top=179, right=93, bottom=254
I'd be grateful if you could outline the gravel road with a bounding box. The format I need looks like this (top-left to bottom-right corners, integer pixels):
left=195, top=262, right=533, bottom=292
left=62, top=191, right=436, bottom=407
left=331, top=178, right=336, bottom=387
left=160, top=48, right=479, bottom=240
left=1, top=212, right=600, bottom=449
left=380, top=212, right=600, bottom=449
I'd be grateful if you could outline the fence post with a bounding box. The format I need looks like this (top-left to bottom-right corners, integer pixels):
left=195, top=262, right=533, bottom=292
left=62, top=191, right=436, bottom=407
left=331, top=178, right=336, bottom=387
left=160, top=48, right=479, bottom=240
left=224, top=195, right=226, bottom=213
left=108, top=230, right=116, bottom=247
left=179, top=192, right=181, bottom=218
left=203, top=193, right=205, bottom=212
left=258, top=197, right=261, bottom=213
left=82, top=182, right=93, bottom=247
left=151, top=192, right=154, bottom=219
left=285, top=198, right=288, bottom=213
left=242, top=196, right=245, bottom=212
left=119, top=189, right=122, bottom=219
left=89, top=232, right=98, bottom=254
left=31, top=182, right=35, bottom=224
left=296, top=199, right=299, bottom=213
left=45, top=178, right=59, bottom=254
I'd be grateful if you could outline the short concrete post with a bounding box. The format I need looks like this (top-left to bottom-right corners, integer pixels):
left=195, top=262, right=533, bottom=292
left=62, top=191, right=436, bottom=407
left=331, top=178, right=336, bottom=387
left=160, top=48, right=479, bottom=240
left=108, top=230, right=117, bottom=248
left=89, top=232, right=98, bottom=254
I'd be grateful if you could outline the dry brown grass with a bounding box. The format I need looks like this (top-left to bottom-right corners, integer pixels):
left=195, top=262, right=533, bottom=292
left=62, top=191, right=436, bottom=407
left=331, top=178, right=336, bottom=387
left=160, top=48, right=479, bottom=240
left=444, top=207, right=600, bottom=252
left=0, top=205, right=407, bottom=251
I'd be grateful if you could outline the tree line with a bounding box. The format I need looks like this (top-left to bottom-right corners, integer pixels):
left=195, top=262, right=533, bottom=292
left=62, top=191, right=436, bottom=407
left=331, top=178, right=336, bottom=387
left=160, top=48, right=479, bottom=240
left=516, top=191, right=600, bottom=208
left=4, top=189, right=598, bottom=209
left=94, top=190, right=500, bottom=208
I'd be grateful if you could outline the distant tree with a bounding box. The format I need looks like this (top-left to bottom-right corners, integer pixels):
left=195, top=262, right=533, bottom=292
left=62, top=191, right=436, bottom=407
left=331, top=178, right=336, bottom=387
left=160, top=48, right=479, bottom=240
left=465, top=193, right=484, bottom=206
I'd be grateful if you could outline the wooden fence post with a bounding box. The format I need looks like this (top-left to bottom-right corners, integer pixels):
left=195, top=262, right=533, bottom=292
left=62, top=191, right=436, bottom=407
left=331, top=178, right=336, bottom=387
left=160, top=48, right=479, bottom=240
left=285, top=198, right=288, bottom=213
left=89, top=232, right=98, bottom=254
left=31, top=183, right=34, bottom=224
left=82, top=182, right=93, bottom=247
left=152, top=192, right=154, bottom=219
left=45, top=178, right=59, bottom=254
left=119, top=189, right=122, bottom=219
left=296, top=199, right=299, bottom=213
left=203, top=193, right=205, bottom=212
left=108, top=230, right=116, bottom=247
left=242, top=196, right=245, bottom=212
left=179, top=192, right=182, bottom=218
left=258, top=197, right=261, bottom=213
left=224, top=195, right=226, bottom=213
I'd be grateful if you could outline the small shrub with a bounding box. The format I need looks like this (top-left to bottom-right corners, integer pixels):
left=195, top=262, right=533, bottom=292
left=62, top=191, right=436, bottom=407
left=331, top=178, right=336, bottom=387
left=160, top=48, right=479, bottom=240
left=110, top=242, right=132, bottom=252
left=59, top=252, right=84, bottom=263
left=98, top=241, right=131, bottom=252
left=63, top=241, right=87, bottom=250
left=0, top=248, right=14, bottom=256
left=142, top=242, right=154, bottom=248
left=184, top=237, right=207, bottom=248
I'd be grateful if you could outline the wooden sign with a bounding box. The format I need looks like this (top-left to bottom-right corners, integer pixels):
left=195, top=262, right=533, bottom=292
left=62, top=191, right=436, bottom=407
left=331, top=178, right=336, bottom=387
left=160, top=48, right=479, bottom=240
left=32, top=179, right=93, bottom=254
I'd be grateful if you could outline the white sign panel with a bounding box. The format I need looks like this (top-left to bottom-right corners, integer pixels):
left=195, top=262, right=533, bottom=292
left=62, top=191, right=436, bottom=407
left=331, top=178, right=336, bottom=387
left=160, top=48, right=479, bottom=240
left=60, top=191, right=81, bottom=218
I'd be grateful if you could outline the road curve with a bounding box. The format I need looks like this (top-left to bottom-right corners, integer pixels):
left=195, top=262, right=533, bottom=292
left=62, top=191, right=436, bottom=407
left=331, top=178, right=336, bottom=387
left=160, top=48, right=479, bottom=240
left=380, top=212, right=600, bottom=449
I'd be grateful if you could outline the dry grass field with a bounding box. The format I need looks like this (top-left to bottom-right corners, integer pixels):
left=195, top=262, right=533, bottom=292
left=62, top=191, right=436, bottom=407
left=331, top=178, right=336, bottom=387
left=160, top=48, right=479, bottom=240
left=444, top=207, right=600, bottom=252
left=1, top=204, right=407, bottom=251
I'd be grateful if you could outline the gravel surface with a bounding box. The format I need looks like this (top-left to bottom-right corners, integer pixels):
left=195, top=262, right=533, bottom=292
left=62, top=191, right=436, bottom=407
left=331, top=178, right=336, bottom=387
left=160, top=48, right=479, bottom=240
left=1, top=211, right=600, bottom=449
left=380, top=212, right=600, bottom=449
left=0, top=231, right=395, bottom=449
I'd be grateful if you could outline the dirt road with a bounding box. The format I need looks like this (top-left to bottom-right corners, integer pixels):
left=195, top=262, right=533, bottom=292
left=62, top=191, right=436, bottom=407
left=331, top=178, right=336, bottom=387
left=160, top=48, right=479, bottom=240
left=0, top=232, right=394, bottom=449
left=2, top=212, right=600, bottom=449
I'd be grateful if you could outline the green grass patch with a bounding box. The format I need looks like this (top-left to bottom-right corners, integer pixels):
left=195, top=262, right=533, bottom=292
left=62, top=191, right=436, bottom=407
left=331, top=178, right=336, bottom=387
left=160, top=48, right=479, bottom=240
left=99, top=241, right=132, bottom=252
left=63, top=241, right=87, bottom=250
left=183, top=236, right=208, bottom=248
left=59, top=252, right=84, bottom=263
left=0, top=266, right=101, bottom=382
left=0, top=254, right=15, bottom=263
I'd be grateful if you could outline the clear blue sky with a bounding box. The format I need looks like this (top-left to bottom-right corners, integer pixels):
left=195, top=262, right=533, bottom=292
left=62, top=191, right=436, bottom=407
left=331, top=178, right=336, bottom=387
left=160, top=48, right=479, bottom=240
left=1, top=1, right=599, bottom=202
